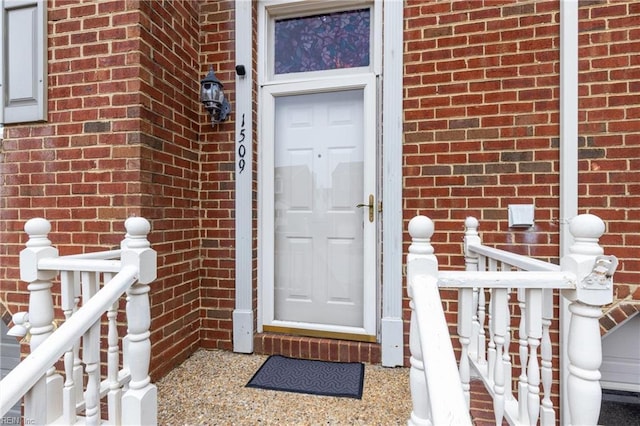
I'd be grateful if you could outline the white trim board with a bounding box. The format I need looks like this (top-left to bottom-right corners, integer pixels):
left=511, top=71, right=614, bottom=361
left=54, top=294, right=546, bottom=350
left=233, top=0, right=254, bottom=354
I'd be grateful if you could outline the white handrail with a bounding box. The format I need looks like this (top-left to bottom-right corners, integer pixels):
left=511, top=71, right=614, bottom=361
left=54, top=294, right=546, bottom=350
left=407, top=215, right=472, bottom=425
left=411, top=274, right=472, bottom=425
left=0, top=267, right=137, bottom=415
left=38, top=257, right=122, bottom=272
left=64, top=249, right=122, bottom=260
left=466, top=243, right=561, bottom=272
left=438, top=270, right=575, bottom=289
left=463, top=216, right=560, bottom=273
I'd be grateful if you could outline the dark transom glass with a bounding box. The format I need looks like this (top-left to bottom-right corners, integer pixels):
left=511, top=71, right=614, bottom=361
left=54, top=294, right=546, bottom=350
left=274, top=9, right=370, bottom=75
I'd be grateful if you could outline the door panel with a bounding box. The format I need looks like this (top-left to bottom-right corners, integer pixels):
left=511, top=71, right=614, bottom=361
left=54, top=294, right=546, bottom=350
left=274, top=90, right=365, bottom=328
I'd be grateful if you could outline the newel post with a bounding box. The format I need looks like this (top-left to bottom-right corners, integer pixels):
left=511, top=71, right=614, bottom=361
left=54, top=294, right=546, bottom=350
left=561, top=214, right=616, bottom=426
left=121, top=217, right=158, bottom=425
left=19, top=218, right=63, bottom=424
left=407, top=215, right=437, bottom=426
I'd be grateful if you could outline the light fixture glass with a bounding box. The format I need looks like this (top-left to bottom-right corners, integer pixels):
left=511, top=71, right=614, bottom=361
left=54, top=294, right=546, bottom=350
left=200, top=67, right=231, bottom=125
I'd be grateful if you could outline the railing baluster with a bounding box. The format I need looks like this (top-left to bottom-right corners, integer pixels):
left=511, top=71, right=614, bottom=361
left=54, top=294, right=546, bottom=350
left=526, top=288, right=542, bottom=424
left=105, top=271, right=123, bottom=426
left=470, top=287, right=479, bottom=357
left=478, top=286, right=487, bottom=365
left=488, top=258, right=498, bottom=272
left=61, top=270, right=78, bottom=424
left=504, top=289, right=513, bottom=400
left=517, top=287, right=529, bottom=423
left=463, top=217, right=481, bottom=364
left=458, top=287, right=473, bottom=408
left=504, top=263, right=517, bottom=404
left=540, top=288, right=555, bottom=425
left=82, top=271, right=101, bottom=425
left=73, top=271, right=84, bottom=406
left=487, top=288, right=496, bottom=382
left=45, top=365, right=63, bottom=422
left=492, top=288, right=508, bottom=424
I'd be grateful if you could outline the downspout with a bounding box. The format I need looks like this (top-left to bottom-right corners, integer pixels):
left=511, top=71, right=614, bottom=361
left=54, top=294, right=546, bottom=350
left=559, top=0, right=579, bottom=423
left=233, top=0, right=254, bottom=353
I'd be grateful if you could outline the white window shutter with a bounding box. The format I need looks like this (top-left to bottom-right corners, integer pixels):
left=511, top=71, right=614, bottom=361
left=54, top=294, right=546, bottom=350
left=0, top=0, right=47, bottom=124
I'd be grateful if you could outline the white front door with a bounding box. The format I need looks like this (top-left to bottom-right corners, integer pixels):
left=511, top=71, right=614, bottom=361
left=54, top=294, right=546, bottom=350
left=261, top=77, right=377, bottom=340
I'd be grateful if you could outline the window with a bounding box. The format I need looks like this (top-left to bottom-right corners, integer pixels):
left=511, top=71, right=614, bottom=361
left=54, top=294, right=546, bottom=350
left=274, top=9, right=370, bottom=75
left=0, top=0, right=47, bottom=124
left=262, top=1, right=379, bottom=82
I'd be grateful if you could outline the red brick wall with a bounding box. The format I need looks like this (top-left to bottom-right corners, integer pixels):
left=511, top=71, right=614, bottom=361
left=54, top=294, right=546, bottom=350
left=403, top=0, right=564, bottom=398
left=403, top=0, right=639, bottom=417
left=135, top=0, right=205, bottom=377
left=198, top=0, right=238, bottom=352
left=403, top=0, right=640, bottom=324
left=577, top=1, right=640, bottom=313
left=1, top=1, right=151, bottom=313
left=404, top=0, right=562, bottom=262
left=0, top=0, right=210, bottom=380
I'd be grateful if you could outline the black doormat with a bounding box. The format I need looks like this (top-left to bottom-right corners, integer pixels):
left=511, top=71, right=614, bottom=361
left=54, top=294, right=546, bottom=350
left=246, top=355, right=365, bottom=399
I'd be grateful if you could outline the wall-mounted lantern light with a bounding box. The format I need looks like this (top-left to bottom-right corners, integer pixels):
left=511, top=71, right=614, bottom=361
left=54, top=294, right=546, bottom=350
left=200, top=67, right=230, bottom=125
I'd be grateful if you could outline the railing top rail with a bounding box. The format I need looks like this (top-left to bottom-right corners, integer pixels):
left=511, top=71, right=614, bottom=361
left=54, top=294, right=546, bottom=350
left=467, top=243, right=560, bottom=272
left=437, top=270, right=576, bottom=290
left=38, top=257, right=122, bottom=273
left=64, top=249, right=122, bottom=260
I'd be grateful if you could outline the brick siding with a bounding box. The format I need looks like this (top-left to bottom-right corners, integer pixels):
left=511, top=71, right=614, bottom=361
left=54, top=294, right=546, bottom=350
left=0, top=0, right=638, bottom=398
left=403, top=0, right=639, bottom=414
left=0, top=0, right=210, bottom=379
left=199, top=0, right=239, bottom=354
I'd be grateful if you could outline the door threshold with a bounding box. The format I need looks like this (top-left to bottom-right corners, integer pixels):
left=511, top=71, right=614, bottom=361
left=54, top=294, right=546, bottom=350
left=263, top=325, right=377, bottom=343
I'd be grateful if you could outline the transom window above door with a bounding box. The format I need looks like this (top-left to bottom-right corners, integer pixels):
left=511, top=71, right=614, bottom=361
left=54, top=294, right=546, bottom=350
left=274, top=9, right=370, bottom=74
left=261, top=0, right=380, bottom=82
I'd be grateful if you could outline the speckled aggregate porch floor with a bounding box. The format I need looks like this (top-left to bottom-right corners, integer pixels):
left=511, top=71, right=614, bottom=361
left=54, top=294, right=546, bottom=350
left=156, top=349, right=412, bottom=425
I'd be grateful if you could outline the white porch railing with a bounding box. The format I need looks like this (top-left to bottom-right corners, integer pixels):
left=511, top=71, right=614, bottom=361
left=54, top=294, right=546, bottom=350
left=0, top=217, right=157, bottom=425
left=407, top=214, right=617, bottom=426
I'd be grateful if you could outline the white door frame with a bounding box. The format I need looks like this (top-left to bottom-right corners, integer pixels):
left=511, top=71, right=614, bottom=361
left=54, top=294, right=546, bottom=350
left=259, top=75, right=377, bottom=338
left=235, top=0, right=405, bottom=366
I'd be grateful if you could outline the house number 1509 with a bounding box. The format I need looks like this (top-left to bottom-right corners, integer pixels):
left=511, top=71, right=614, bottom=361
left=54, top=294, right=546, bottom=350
left=238, top=113, right=246, bottom=174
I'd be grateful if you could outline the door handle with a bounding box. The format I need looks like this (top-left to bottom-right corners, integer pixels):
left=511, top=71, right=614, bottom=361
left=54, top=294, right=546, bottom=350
left=356, top=194, right=375, bottom=223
